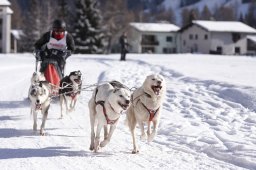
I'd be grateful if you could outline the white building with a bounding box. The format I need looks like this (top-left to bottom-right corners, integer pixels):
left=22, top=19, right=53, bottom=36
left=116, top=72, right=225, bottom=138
left=179, top=20, right=256, bottom=55
left=0, top=0, right=12, bottom=53
left=128, top=22, right=180, bottom=54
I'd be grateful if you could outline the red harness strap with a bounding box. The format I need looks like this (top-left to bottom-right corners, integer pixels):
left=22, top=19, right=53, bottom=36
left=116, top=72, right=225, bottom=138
left=141, top=102, right=159, bottom=121
left=95, top=101, right=119, bottom=125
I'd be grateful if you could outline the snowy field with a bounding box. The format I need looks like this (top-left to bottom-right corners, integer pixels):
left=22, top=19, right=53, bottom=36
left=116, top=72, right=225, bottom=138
left=0, top=53, right=256, bottom=170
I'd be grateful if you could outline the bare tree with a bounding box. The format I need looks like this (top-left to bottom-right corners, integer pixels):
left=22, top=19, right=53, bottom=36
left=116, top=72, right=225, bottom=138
left=9, top=0, right=23, bottom=29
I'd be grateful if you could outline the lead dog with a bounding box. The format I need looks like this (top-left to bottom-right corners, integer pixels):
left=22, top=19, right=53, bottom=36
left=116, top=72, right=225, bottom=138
left=59, top=70, right=82, bottom=118
left=126, top=74, right=166, bottom=153
left=88, top=81, right=131, bottom=152
left=28, top=81, right=51, bottom=135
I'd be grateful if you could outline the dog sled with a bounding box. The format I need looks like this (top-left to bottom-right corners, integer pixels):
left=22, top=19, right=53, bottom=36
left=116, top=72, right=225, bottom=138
left=34, top=49, right=71, bottom=96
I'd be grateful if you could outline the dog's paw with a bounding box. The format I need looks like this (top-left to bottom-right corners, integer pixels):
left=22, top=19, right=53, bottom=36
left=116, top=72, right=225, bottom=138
left=40, top=130, right=45, bottom=136
left=100, top=140, right=109, bottom=147
left=132, top=149, right=139, bottom=154
left=89, top=145, right=94, bottom=151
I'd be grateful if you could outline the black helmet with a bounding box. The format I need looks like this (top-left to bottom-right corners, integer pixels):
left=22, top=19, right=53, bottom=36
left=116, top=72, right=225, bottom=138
left=52, top=19, right=66, bottom=30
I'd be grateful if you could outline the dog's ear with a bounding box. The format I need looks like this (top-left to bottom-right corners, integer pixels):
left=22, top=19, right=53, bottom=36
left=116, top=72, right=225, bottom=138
left=113, top=88, right=120, bottom=93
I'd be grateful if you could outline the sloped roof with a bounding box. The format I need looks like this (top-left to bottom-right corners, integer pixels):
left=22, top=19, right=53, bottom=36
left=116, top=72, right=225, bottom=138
left=130, top=22, right=180, bottom=33
left=11, top=30, right=24, bottom=40
left=193, top=20, right=256, bottom=33
left=247, top=35, right=256, bottom=43
left=0, top=0, right=10, bottom=6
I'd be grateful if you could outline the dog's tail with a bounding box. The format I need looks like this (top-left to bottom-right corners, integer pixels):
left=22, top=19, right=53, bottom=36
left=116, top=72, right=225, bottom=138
left=125, top=106, right=137, bottom=132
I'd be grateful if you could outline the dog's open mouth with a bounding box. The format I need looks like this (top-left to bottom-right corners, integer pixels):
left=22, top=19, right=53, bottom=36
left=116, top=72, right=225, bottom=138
left=118, top=102, right=129, bottom=110
left=151, top=85, right=162, bottom=95
left=74, top=79, right=81, bottom=84
left=35, top=104, right=42, bottom=110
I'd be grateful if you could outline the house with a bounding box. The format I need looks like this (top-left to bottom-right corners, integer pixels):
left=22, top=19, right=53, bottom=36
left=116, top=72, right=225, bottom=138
left=0, top=0, right=12, bottom=53
left=127, top=22, right=180, bottom=54
left=179, top=20, right=256, bottom=55
left=11, top=29, right=23, bottom=53
left=247, top=35, right=256, bottom=55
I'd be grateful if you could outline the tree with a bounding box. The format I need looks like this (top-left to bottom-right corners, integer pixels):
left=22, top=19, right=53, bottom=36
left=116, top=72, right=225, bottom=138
left=100, top=0, right=134, bottom=53
left=20, top=0, right=41, bottom=52
left=201, top=5, right=212, bottom=20
left=9, top=0, right=23, bottom=29
left=246, top=0, right=256, bottom=28
left=214, top=6, right=236, bottom=21
left=72, top=0, right=106, bottom=54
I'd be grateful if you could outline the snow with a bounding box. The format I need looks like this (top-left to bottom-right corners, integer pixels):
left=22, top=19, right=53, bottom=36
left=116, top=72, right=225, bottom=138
left=0, top=53, right=256, bottom=170
left=130, top=22, right=180, bottom=32
left=192, top=20, right=256, bottom=33
left=0, top=0, right=10, bottom=6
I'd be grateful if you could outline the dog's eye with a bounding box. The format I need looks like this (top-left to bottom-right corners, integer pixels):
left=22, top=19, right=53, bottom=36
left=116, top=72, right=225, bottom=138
left=152, top=78, right=155, bottom=81
left=119, top=95, right=123, bottom=98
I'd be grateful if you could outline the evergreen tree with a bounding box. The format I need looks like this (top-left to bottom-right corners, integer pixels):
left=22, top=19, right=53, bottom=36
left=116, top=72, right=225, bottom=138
left=201, top=5, right=212, bottom=20
left=73, top=0, right=106, bottom=54
left=246, top=0, right=256, bottom=28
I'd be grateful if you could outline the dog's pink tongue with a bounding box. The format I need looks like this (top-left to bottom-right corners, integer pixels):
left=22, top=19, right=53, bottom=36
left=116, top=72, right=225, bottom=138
left=154, top=87, right=161, bottom=95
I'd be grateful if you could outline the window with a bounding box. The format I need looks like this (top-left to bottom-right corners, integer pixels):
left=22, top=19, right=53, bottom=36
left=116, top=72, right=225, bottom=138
left=166, top=36, right=173, bottom=42
left=216, top=46, right=222, bottom=54
left=235, top=47, right=240, bottom=54
left=189, top=34, right=193, bottom=40
left=204, top=34, right=208, bottom=40
left=141, top=35, right=158, bottom=45
left=142, top=47, right=155, bottom=53
left=195, top=34, right=198, bottom=40
left=183, top=40, right=186, bottom=46
left=232, top=33, right=241, bottom=43
left=0, top=19, right=2, bottom=39
left=163, top=48, right=176, bottom=54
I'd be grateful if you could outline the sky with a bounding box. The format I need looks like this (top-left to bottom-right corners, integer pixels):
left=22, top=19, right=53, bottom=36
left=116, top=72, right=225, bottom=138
left=0, top=53, right=256, bottom=170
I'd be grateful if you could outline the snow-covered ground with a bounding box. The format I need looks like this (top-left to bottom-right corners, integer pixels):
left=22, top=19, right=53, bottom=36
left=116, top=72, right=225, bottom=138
left=0, top=53, right=256, bottom=170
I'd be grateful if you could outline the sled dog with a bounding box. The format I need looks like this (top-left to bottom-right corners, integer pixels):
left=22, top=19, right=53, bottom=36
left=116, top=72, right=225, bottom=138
left=88, top=81, right=131, bottom=152
left=30, top=72, right=46, bottom=84
left=59, top=70, right=82, bottom=118
left=126, top=74, right=166, bottom=153
left=29, top=81, right=51, bottom=135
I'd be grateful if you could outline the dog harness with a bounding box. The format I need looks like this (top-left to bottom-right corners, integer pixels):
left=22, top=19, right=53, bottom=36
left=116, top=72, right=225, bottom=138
left=94, top=88, right=119, bottom=125
left=95, top=101, right=119, bottom=125
left=131, top=92, right=159, bottom=122
left=141, top=102, right=159, bottom=121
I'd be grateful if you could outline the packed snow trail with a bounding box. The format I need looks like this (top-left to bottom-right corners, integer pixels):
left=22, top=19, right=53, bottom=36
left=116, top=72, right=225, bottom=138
left=0, top=54, right=255, bottom=170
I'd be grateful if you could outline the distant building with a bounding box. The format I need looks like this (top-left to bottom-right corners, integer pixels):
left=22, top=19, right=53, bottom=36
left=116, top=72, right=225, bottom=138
left=179, top=20, right=256, bottom=55
left=11, top=29, right=23, bottom=53
left=0, top=0, right=12, bottom=53
left=247, top=36, right=256, bottom=55
left=128, top=22, right=180, bottom=54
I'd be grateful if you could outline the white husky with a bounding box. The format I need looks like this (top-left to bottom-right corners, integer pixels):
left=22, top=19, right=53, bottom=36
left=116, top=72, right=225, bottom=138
left=126, top=74, right=166, bottom=153
left=88, top=81, right=131, bottom=152
left=28, top=80, right=51, bottom=136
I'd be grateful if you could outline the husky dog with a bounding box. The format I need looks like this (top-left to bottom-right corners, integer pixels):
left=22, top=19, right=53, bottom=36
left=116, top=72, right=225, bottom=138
left=88, top=81, right=131, bottom=152
left=59, top=70, right=82, bottom=118
left=126, top=74, right=166, bottom=153
left=30, top=72, right=46, bottom=84
left=28, top=81, right=51, bottom=135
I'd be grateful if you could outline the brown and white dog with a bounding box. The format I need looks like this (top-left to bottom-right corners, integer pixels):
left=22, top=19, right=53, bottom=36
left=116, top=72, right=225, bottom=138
left=126, top=74, right=166, bottom=153
left=59, top=70, right=82, bottom=118
left=28, top=80, right=51, bottom=135
left=88, top=81, right=131, bottom=152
